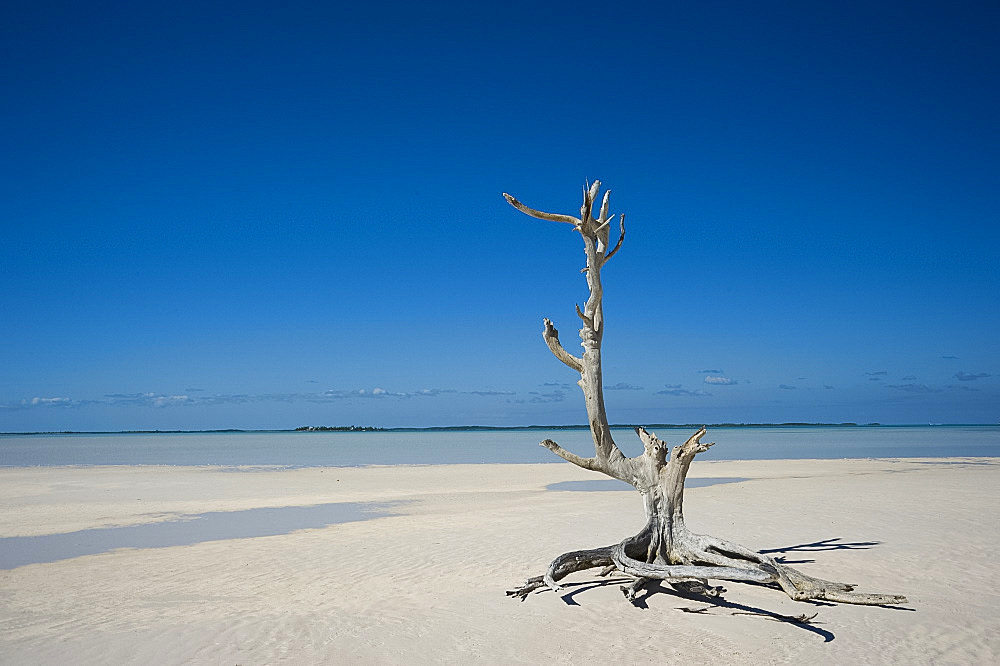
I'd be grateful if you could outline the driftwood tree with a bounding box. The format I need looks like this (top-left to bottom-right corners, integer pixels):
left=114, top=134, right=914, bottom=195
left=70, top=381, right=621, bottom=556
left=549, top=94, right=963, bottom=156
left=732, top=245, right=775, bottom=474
left=504, top=181, right=906, bottom=607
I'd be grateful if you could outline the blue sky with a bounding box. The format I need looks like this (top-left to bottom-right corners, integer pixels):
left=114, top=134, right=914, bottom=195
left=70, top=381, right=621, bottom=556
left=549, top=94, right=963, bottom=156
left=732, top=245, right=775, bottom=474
left=2, top=0, right=997, bottom=430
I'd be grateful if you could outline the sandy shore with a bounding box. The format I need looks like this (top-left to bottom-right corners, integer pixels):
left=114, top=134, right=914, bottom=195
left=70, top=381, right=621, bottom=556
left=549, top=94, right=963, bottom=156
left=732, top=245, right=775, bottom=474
left=1, top=457, right=997, bottom=664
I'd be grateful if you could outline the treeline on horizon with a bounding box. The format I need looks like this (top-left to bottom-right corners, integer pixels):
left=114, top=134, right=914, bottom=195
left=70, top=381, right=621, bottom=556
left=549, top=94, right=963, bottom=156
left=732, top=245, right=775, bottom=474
left=2, top=422, right=906, bottom=435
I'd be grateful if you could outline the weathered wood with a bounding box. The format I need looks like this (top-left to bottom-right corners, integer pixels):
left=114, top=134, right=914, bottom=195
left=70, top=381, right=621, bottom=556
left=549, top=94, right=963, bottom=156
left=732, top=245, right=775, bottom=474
left=503, top=181, right=907, bottom=609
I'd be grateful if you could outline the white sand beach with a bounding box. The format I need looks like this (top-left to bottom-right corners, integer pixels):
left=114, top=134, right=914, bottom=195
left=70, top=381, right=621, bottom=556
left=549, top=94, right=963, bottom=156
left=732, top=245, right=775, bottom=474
left=1, top=458, right=998, bottom=664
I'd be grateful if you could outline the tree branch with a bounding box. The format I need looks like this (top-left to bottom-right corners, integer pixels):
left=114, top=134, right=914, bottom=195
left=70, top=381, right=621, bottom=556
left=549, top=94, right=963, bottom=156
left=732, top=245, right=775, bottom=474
left=542, top=319, right=583, bottom=372
left=673, top=427, right=713, bottom=463
left=598, top=189, right=611, bottom=225
left=540, top=439, right=599, bottom=471
left=502, top=193, right=580, bottom=226
left=635, top=426, right=668, bottom=470
left=506, top=181, right=629, bottom=476
left=582, top=180, right=602, bottom=220
left=604, top=214, right=625, bottom=261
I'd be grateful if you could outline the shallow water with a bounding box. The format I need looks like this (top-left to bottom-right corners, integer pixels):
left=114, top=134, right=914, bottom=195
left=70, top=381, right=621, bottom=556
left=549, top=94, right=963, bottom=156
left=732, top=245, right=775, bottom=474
left=0, top=501, right=403, bottom=570
left=0, top=425, right=997, bottom=467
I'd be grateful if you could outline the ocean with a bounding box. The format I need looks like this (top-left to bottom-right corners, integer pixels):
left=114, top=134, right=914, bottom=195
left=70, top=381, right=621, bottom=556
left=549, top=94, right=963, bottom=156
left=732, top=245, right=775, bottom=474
left=1, top=425, right=997, bottom=467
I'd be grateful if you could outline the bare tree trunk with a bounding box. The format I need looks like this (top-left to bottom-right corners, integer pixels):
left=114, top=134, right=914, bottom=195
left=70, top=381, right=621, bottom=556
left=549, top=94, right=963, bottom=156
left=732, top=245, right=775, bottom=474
left=504, top=182, right=906, bottom=608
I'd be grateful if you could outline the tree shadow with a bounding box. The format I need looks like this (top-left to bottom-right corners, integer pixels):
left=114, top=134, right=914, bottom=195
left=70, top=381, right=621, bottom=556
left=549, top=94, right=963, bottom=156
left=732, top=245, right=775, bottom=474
left=551, top=575, right=913, bottom=641
left=556, top=577, right=632, bottom=606
left=634, top=581, right=837, bottom=642
left=759, top=537, right=880, bottom=562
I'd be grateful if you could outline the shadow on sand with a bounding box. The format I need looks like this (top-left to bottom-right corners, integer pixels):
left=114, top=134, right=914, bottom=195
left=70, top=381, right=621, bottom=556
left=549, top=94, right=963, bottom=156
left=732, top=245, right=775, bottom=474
left=759, top=537, right=880, bottom=564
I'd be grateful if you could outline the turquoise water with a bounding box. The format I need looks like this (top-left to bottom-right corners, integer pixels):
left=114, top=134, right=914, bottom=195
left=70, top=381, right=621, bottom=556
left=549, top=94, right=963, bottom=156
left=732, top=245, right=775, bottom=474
left=1, top=425, right=997, bottom=467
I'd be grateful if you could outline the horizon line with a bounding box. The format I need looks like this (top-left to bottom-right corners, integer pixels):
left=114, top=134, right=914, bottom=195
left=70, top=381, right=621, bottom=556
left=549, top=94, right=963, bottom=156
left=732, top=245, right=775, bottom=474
left=3, top=422, right=996, bottom=436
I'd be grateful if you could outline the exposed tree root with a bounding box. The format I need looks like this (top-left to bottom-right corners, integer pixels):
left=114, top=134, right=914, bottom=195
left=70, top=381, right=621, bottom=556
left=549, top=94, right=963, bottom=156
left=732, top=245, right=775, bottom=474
left=508, top=527, right=905, bottom=606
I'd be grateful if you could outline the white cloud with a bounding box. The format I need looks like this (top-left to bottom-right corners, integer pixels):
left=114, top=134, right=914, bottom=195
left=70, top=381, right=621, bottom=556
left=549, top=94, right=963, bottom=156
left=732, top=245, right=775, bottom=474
left=887, top=383, right=942, bottom=393
left=604, top=382, right=644, bottom=391
left=528, top=390, right=565, bottom=403
left=704, top=376, right=738, bottom=385
left=954, top=372, right=990, bottom=381
left=3, top=384, right=517, bottom=412
left=31, top=396, right=72, bottom=406
left=657, top=388, right=712, bottom=397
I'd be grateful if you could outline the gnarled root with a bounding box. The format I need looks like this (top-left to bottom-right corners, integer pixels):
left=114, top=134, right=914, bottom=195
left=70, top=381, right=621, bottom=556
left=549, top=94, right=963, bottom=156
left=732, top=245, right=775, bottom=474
left=506, top=546, right=615, bottom=600
left=509, top=529, right=905, bottom=606
left=607, top=524, right=907, bottom=606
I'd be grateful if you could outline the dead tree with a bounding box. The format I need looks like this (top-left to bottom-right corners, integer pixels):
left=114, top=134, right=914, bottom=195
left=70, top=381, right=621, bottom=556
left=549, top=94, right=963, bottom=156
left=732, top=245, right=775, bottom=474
left=504, top=181, right=906, bottom=607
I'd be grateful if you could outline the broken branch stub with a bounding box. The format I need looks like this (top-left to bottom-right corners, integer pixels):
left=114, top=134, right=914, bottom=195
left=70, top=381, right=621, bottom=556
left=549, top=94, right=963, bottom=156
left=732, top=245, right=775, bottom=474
left=503, top=181, right=906, bottom=609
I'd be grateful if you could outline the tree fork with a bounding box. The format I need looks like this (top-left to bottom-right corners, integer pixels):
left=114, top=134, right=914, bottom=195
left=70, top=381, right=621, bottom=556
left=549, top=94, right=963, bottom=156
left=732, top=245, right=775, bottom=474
left=503, top=181, right=906, bottom=608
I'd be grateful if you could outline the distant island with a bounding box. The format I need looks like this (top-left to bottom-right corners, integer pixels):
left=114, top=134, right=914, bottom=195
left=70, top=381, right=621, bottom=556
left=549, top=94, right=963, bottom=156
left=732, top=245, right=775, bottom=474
left=294, top=425, right=385, bottom=432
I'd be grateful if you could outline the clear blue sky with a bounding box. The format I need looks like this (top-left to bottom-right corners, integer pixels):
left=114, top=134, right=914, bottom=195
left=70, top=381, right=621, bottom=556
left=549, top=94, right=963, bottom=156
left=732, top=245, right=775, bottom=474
left=2, top=0, right=997, bottom=430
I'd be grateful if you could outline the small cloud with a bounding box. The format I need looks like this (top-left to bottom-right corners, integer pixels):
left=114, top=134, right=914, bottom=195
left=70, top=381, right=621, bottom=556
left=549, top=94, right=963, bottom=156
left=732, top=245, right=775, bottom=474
left=887, top=384, right=943, bottom=393
left=823, top=385, right=834, bottom=390
left=869, top=377, right=881, bottom=381
left=954, top=372, right=990, bottom=381
left=528, top=390, right=565, bottom=403
left=948, top=385, right=980, bottom=392
left=901, top=376, right=917, bottom=381
left=941, top=355, right=959, bottom=360
left=29, top=397, right=74, bottom=407
left=465, top=390, right=516, bottom=396
left=305, top=380, right=318, bottom=384
left=778, top=384, right=796, bottom=390
left=865, top=371, right=888, bottom=376
left=415, top=388, right=457, bottom=397
left=341, top=388, right=408, bottom=399
left=605, top=382, right=644, bottom=391
left=101, top=393, right=195, bottom=408
left=152, top=395, right=191, bottom=408
left=699, top=369, right=723, bottom=374
left=663, top=383, right=683, bottom=389
left=541, top=382, right=574, bottom=389
left=704, top=376, right=738, bottom=385
left=184, top=387, right=205, bottom=392
left=657, top=388, right=712, bottom=397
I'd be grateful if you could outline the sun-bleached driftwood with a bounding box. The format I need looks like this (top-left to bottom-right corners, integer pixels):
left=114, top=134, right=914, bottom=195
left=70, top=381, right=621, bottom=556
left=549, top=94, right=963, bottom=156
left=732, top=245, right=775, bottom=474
left=503, top=181, right=906, bottom=608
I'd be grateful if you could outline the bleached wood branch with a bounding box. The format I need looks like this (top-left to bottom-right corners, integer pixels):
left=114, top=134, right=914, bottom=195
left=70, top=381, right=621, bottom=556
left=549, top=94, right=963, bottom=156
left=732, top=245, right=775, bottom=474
left=502, top=193, right=580, bottom=226
left=604, top=214, right=625, bottom=261
left=542, top=318, right=583, bottom=372
left=503, top=181, right=630, bottom=478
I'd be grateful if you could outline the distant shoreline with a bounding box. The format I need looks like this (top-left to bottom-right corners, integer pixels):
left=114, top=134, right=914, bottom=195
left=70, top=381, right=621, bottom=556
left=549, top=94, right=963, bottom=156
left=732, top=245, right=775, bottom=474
left=3, top=422, right=995, bottom=436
